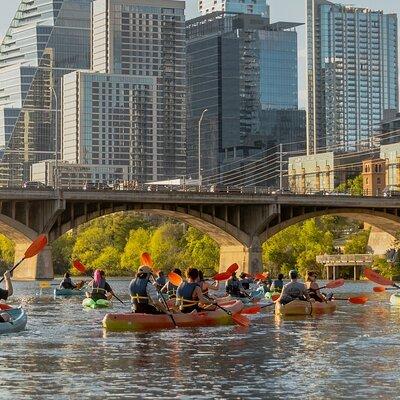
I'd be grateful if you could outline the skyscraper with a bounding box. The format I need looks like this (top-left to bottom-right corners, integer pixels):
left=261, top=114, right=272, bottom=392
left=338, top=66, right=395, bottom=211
left=307, top=0, right=398, bottom=154
left=0, top=0, right=92, bottom=186
left=198, top=0, right=269, bottom=17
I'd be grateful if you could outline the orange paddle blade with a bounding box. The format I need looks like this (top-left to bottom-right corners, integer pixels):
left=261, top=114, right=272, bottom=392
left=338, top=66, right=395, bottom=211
left=364, top=268, right=394, bottom=286
left=232, top=312, right=250, bottom=327
left=213, top=271, right=231, bottom=281
left=168, top=271, right=183, bottom=286
left=24, top=234, right=47, bottom=258
left=255, top=273, right=266, bottom=281
left=271, top=293, right=280, bottom=302
left=348, top=296, right=368, bottom=305
left=325, top=278, right=345, bottom=289
left=140, top=252, right=153, bottom=267
left=226, top=263, right=239, bottom=274
left=73, top=260, right=86, bottom=274
left=373, top=286, right=386, bottom=293
left=241, top=305, right=261, bottom=315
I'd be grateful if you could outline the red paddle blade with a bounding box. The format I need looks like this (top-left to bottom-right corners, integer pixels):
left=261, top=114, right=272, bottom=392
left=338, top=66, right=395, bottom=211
left=0, top=303, right=12, bottom=310
left=271, top=294, right=280, bottom=302
left=24, top=234, right=47, bottom=258
left=213, top=271, right=231, bottom=281
left=364, top=268, right=394, bottom=286
left=255, top=273, right=266, bottom=281
left=348, top=296, right=368, bottom=305
left=232, top=312, right=250, bottom=327
left=168, top=271, right=183, bottom=286
left=241, top=305, right=261, bottom=315
left=325, top=278, right=345, bottom=289
left=140, top=252, right=153, bottom=267
left=373, top=286, right=386, bottom=293
left=226, top=263, right=239, bottom=274
left=73, top=260, right=86, bottom=274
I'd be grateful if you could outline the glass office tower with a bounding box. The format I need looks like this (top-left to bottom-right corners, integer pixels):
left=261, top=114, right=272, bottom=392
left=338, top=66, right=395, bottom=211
left=307, top=0, right=398, bottom=154
left=198, top=0, right=269, bottom=17
left=0, top=0, right=91, bottom=186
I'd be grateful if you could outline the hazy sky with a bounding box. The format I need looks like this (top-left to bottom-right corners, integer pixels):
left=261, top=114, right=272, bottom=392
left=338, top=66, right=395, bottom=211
left=1, top=0, right=399, bottom=107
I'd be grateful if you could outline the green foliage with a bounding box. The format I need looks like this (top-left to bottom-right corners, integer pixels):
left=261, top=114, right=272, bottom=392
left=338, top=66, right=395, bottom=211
left=0, top=234, right=14, bottom=272
left=91, top=246, right=122, bottom=275
left=120, top=228, right=152, bottom=272
left=343, top=229, right=370, bottom=254
left=371, top=257, right=400, bottom=279
left=336, top=175, right=363, bottom=196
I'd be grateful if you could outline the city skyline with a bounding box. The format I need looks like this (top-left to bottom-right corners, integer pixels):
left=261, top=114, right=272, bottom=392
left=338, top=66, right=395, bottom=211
left=1, top=0, right=399, bottom=109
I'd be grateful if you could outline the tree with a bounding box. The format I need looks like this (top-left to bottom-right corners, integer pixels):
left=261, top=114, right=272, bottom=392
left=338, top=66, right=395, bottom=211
left=336, top=174, right=363, bottom=196
left=0, top=234, right=14, bottom=273
left=92, top=246, right=122, bottom=275
left=343, top=229, right=370, bottom=254
left=120, top=227, right=152, bottom=271
left=371, top=256, right=400, bottom=279
left=52, top=232, right=76, bottom=275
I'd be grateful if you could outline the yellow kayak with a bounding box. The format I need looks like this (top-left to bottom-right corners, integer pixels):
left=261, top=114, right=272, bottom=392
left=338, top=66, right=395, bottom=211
left=275, top=299, right=337, bottom=316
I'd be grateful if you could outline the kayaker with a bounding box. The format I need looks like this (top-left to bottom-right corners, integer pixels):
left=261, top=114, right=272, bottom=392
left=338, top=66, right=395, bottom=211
left=198, top=270, right=219, bottom=296
left=305, top=271, right=327, bottom=302
left=226, top=272, right=247, bottom=298
left=277, top=269, right=310, bottom=305
left=270, top=273, right=284, bottom=293
left=130, top=266, right=171, bottom=314
left=86, top=269, right=114, bottom=301
left=161, top=268, right=182, bottom=299
left=0, top=271, right=12, bottom=323
left=59, top=272, right=77, bottom=290
left=239, top=273, right=252, bottom=290
left=154, top=271, right=167, bottom=291
left=176, top=267, right=216, bottom=313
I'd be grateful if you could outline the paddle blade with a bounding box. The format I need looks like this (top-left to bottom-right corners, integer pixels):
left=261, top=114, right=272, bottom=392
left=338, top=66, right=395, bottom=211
left=348, top=296, right=368, bottom=305
left=39, top=281, right=51, bottom=289
left=373, top=286, right=386, bottom=293
left=168, top=271, right=183, bottom=286
left=73, top=260, right=86, bottom=274
left=364, top=268, right=394, bottom=286
left=241, top=305, right=261, bottom=315
left=213, top=271, right=231, bottom=281
left=24, top=234, right=47, bottom=258
left=255, top=273, right=266, bottom=281
left=325, top=278, right=345, bottom=289
left=232, top=312, right=250, bottom=327
left=140, top=252, right=153, bottom=267
left=226, top=263, right=239, bottom=274
left=271, top=293, right=280, bottom=302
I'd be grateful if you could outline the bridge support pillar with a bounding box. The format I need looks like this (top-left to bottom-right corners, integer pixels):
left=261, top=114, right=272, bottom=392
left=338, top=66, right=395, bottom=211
left=219, top=237, right=263, bottom=275
left=13, top=244, right=53, bottom=280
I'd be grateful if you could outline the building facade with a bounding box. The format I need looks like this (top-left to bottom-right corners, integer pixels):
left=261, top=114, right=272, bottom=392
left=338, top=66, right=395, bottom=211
left=186, top=12, right=303, bottom=185
left=362, top=159, right=385, bottom=196
left=307, top=0, right=398, bottom=154
left=0, top=0, right=92, bottom=186
left=198, top=0, right=269, bottom=17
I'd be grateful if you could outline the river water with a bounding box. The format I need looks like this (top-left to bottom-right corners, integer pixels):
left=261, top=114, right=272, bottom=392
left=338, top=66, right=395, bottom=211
left=0, top=279, right=399, bottom=399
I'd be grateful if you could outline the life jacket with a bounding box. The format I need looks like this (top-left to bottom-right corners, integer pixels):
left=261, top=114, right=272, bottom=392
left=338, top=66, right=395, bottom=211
left=240, top=278, right=250, bottom=290
left=271, top=279, right=283, bottom=292
left=130, top=277, right=150, bottom=306
left=60, top=277, right=74, bottom=289
left=226, top=278, right=241, bottom=296
left=90, top=278, right=106, bottom=294
left=176, top=282, right=199, bottom=310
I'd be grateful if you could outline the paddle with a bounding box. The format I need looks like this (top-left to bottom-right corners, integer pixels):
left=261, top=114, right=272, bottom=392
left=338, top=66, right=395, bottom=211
left=0, top=234, right=48, bottom=283
left=241, top=301, right=277, bottom=314
left=333, top=296, right=368, bottom=304
left=213, top=271, right=232, bottom=281
left=373, top=286, right=398, bottom=292
left=139, top=253, right=177, bottom=328
left=39, top=281, right=58, bottom=289
left=168, top=272, right=250, bottom=327
left=226, top=263, right=239, bottom=274
left=73, top=260, right=125, bottom=305
left=364, top=268, right=400, bottom=289
left=317, top=278, right=345, bottom=290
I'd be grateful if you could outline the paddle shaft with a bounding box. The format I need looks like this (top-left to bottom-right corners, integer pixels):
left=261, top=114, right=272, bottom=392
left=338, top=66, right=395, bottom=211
left=0, top=257, right=25, bottom=284
left=152, top=276, right=177, bottom=327
left=204, top=294, right=231, bottom=315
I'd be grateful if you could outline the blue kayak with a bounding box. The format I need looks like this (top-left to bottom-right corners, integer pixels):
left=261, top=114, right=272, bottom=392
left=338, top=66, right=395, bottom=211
left=54, top=288, right=85, bottom=297
left=0, top=307, right=27, bottom=334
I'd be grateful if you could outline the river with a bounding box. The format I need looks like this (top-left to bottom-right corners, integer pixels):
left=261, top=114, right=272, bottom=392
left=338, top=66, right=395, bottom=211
left=0, top=280, right=399, bottom=399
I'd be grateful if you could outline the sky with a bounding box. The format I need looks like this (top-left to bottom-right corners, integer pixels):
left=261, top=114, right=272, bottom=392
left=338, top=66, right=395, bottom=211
left=1, top=0, right=400, bottom=108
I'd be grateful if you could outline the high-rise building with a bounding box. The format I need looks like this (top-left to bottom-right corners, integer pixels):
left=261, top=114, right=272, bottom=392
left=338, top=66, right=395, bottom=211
left=307, top=0, right=398, bottom=154
left=198, top=0, right=269, bottom=17
left=0, top=0, right=92, bottom=186
left=63, top=0, right=186, bottom=182
left=186, top=12, right=303, bottom=184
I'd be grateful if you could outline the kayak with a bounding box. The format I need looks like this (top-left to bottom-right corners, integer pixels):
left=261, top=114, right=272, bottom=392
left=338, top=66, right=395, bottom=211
left=390, top=293, right=400, bottom=306
left=275, top=300, right=337, bottom=316
left=54, top=288, right=85, bottom=297
left=103, top=300, right=244, bottom=332
left=82, top=298, right=111, bottom=309
left=0, top=307, right=27, bottom=334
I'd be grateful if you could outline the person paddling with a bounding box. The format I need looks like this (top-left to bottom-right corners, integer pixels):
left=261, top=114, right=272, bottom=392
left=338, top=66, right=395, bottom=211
left=154, top=271, right=167, bottom=291
left=0, top=271, right=13, bottom=323
left=86, top=269, right=114, bottom=301
left=277, top=269, right=310, bottom=305
left=305, top=271, right=327, bottom=302
left=176, top=268, right=215, bottom=313
left=225, top=272, right=247, bottom=298
left=130, top=266, right=171, bottom=314
left=59, top=272, right=77, bottom=290
left=198, top=270, right=219, bottom=296
left=161, top=268, right=182, bottom=299
left=270, top=273, right=284, bottom=293
left=239, top=273, right=252, bottom=290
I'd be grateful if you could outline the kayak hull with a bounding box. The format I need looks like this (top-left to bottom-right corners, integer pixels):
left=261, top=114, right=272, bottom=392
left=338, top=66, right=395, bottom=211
left=275, top=300, right=337, bottom=316
left=0, top=307, right=27, bottom=334
left=390, top=293, right=400, bottom=306
left=54, top=288, right=85, bottom=297
left=103, top=300, right=244, bottom=332
left=82, top=298, right=111, bottom=309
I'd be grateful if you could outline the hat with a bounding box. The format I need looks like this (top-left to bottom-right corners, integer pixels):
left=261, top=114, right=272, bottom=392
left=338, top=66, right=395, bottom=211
left=138, top=265, right=153, bottom=275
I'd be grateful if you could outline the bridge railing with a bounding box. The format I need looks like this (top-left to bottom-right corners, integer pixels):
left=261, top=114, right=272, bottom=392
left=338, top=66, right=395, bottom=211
left=316, top=254, right=374, bottom=266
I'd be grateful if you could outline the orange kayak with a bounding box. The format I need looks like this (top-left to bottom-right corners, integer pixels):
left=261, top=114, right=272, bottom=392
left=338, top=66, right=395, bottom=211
left=102, top=300, right=244, bottom=332
left=275, top=300, right=337, bottom=316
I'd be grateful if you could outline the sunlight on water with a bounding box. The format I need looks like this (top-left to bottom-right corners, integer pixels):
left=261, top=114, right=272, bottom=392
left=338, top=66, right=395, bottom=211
left=1, top=280, right=399, bottom=399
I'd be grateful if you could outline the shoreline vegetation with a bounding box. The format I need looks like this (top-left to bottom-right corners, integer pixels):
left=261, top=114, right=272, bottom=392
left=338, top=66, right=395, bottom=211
left=0, top=212, right=399, bottom=278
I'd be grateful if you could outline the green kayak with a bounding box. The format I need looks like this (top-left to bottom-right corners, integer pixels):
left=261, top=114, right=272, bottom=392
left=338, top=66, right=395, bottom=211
left=82, top=298, right=111, bottom=309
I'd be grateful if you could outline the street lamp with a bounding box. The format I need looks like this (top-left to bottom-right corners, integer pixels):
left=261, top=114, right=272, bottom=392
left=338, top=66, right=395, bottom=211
left=198, top=108, right=208, bottom=186
left=50, top=85, right=58, bottom=189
